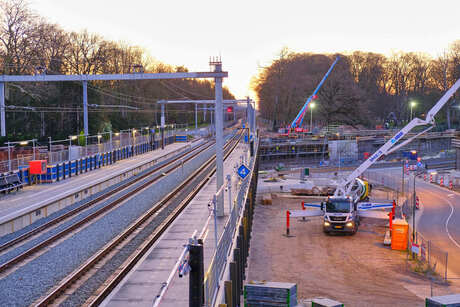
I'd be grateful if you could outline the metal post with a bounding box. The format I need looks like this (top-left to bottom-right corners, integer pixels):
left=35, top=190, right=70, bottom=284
left=412, top=173, right=416, bottom=243
left=82, top=80, right=88, bottom=136
left=310, top=105, right=313, bottom=132
left=0, top=82, right=5, bottom=137
left=195, top=103, right=198, bottom=131
left=69, top=137, right=72, bottom=161
left=210, top=110, right=213, bottom=136
left=109, top=131, right=113, bottom=151
left=161, top=104, right=165, bottom=149
left=203, top=104, right=206, bottom=121
left=7, top=141, right=11, bottom=172
left=32, top=139, right=36, bottom=160
left=48, top=137, right=52, bottom=164
left=189, top=242, right=204, bottom=307
left=246, top=97, right=250, bottom=133
left=445, top=252, right=448, bottom=281
left=252, top=100, right=256, bottom=138
left=402, top=160, right=405, bottom=197
left=85, top=134, right=88, bottom=157
left=215, top=62, right=224, bottom=216
left=212, top=195, right=219, bottom=291
left=227, top=174, right=232, bottom=211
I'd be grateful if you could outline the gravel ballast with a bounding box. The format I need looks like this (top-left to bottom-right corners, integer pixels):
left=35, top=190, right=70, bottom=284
left=0, top=139, right=221, bottom=306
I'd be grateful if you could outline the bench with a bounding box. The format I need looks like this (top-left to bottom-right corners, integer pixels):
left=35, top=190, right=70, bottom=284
left=0, top=173, right=24, bottom=194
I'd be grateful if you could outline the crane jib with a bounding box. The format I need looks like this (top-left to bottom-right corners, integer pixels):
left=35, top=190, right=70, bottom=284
left=290, top=56, right=340, bottom=128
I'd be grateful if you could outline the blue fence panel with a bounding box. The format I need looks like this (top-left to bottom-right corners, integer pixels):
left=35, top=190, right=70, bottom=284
left=71, top=161, right=76, bottom=175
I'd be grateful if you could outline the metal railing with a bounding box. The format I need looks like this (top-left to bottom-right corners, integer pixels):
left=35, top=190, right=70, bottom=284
left=0, top=129, right=180, bottom=173
left=203, top=143, right=256, bottom=306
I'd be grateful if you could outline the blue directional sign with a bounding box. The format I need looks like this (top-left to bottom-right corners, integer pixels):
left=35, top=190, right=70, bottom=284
left=237, top=164, right=250, bottom=179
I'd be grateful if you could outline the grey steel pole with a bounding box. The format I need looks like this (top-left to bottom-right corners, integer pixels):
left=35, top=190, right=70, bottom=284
left=310, top=106, right=313, bottom=132
left=413, top=173, right=416, bottom=242
left=246, top=97, right=250, bottom=131
left=110, top=131, right=113, bottom=151
left=210, top=110, right=213, bottom=136
left=402, top=160, right=405, bottom=197
left=214, top=63, right=224, bottom=216
left=204, top=104, right=206, bottom=121
left=33, top=139, right=36, bottom=160
left=83, top=80, right=89, bottom=136
left=0, top=82, right=5, bottom=137
left=7, top=141, right=11, bottom=172
left=161, top=104, right=165, bottom=149
left=252, top=100, right=256, bottom=137
left=48, top=137, right=52, bottom=164
left=69, top=137, right=72, bottom=161
left=227, top=174, right=232, bottom=211
left=195, top=103, right=198, bottom=131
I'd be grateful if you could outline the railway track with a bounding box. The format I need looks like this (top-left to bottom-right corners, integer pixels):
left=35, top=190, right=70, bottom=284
left=0, top=139, right=216, bottom=273
left=32, top=130, right=242, bottom=306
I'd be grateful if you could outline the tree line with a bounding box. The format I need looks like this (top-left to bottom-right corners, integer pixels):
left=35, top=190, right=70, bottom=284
left=253, top=43, right=460, bottom=130
left=0, top=0, right=234, bottom=143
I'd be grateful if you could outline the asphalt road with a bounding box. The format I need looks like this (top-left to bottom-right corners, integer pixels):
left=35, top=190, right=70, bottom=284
left=370, top=167, right=460, bottom=279
left=415, top=180, right=460, bottom=279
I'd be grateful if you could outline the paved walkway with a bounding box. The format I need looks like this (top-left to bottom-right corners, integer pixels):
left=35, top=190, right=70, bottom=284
left=102, top=142, right=250, bottom=307
left=0, top=142, right=192, bottom=221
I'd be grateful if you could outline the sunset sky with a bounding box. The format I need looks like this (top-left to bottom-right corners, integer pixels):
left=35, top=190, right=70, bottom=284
left=31, top=0, right=460, bottom=99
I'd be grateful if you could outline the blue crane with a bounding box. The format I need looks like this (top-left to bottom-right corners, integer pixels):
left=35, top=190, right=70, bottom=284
left=290, top=56, right=340, bottom=129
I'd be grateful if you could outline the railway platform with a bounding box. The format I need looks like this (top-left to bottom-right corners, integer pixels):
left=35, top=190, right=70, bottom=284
left=101, top=141, right=251, bottom=307
left=0, top=141, right=198, bottom=235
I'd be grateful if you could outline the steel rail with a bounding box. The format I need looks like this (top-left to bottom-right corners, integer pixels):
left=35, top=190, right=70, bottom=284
left=34, top=131, right=242, bottom=307
left=0, top=140, right=215, bottom=273
left=0, top=141, right=210, bottom=254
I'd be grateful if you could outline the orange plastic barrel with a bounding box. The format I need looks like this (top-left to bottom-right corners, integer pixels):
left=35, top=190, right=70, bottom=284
left=391, top=219, right=409, bottom=250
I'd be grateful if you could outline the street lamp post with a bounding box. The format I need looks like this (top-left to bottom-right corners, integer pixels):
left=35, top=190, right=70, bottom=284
left=413, top=172, right=416, bottom=243
left=402, top=159, right=405, bottom=197
left=69, top=136, right=77, bottom=161
left=410, top=101, right=417, bottom=121
left=32, top=139, right=36, bottom=160
left=310, top=102, right=316, bottom=132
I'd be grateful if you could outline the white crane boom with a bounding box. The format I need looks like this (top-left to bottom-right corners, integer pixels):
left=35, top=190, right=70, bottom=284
left=334, top=78, right=460, bottom=198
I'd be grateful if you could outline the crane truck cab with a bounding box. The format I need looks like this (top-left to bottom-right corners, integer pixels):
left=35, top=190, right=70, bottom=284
left=322, top=197, right=359, bottom=235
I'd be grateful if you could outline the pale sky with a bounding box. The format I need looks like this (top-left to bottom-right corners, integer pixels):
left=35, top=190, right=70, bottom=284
left=31, top=0, right=460, bottom=99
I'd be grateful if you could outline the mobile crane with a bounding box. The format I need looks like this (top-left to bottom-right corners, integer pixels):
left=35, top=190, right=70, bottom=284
left=289, top=56, right=340, bottom=130
left=290, top=78, right=460, bottom=234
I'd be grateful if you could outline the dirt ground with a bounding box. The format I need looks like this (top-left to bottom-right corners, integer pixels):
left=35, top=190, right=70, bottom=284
left=247, top=193, right=460, bottom=306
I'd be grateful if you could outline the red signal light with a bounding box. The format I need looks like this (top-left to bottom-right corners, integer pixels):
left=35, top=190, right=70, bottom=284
left=226, top=106, right=233, bottom=113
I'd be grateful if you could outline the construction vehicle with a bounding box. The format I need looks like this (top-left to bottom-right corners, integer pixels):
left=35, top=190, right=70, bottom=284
left=289, top=56, right=340, bottom=131
left=290, top=78, right=460, bottom=235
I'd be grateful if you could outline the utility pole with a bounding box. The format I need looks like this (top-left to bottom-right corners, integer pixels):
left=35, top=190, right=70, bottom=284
left=212, top=58, right=224, bottom=216
left=83, top=80, right=89, bottom=136
left=203, top=104, right=206, bottom=121
left=402, top=160, right=405, bottom=197
left=0, top=82, right=5, bottom=137
left=161, top=103, right=165, bottom=149
left=412, top=172, right=416, bottom=243
left=195, top=103, right=198, bottom=131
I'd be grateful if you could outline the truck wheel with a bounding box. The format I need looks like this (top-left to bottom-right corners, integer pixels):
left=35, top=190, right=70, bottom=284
left=352, top=226, right=358, bottom=235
